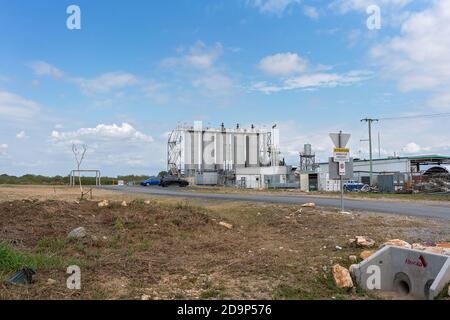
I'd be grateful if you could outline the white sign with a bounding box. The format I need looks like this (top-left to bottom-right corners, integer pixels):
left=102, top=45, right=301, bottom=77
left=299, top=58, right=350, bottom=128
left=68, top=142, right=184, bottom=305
left=339, top=161, right=346, bottom=176
left=334, top=152, right=350, bottom=163
left=329, top=133, right=351, bottom=148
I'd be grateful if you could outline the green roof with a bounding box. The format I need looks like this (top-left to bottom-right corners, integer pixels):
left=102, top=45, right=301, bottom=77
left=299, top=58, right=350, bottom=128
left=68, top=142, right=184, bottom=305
left=319, top=154, right=450, bottom=165
left=354, top=155, right=450, bottom=162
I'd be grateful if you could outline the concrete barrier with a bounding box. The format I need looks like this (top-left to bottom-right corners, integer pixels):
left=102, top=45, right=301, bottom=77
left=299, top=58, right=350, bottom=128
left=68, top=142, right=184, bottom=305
left=351, top=246, right=450, bottom=299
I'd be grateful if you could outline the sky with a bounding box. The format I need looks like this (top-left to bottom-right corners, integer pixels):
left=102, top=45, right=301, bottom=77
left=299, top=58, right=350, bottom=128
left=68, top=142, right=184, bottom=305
left=1, top=0, right=450, bottom=176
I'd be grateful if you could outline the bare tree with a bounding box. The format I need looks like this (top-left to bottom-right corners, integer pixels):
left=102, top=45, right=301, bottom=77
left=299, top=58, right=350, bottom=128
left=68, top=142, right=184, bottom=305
left=72, top=144, right=89, bottom=200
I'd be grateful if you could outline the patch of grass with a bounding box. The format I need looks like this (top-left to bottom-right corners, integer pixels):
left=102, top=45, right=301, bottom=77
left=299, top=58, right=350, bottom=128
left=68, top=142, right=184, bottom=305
left=200, top=283, right=226, bottom=299
left=435, top=286, right=450, bottom=300
left=132, top=198, right=145, bottom=206
left=0, top=242, right=64, bottom=273
left=36, top=238, right=69, bottom=253
left=271, top=284, right=317, bottom=300
left=174, top=201, right=205, bottom=214
left=114, top=217, right=125, bottom=231
left=177, top=231, right=191, bottom=240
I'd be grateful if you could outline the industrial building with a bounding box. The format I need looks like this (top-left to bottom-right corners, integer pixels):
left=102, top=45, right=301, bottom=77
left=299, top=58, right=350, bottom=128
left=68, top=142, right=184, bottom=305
left=317, top=155, right=450, bottom=193
left=167, top=121, right=295, bottom=188
left=166, top=122, right=450, bottom=193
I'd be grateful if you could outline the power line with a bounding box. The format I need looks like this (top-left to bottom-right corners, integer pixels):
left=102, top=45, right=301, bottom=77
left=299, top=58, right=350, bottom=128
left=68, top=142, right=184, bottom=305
left=378, top=112, right=450, bottom=121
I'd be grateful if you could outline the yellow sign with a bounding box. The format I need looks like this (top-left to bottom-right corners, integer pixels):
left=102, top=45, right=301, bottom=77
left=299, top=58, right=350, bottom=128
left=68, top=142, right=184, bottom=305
left=334, top=148, right=350, bottom=153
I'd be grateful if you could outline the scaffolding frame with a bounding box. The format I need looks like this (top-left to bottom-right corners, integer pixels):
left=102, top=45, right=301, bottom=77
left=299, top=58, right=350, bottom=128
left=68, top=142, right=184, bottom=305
left=167, top=127, right=183, bottom=176
left=69, top=170, right=102, bottom=186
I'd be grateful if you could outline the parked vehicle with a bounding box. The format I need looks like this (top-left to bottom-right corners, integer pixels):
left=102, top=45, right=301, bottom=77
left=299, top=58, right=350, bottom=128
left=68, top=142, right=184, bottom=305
left=140, top=177, right=161, bottom=186
left=159, top=176, right=189, bottom=187
left=343, top=180, right=369, bottom=192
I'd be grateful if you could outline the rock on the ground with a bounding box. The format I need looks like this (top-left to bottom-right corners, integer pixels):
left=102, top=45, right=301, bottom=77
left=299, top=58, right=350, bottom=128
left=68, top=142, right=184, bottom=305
left=98, top=200, right=109, bottom=208
left=219, top=221, right=233, bottom=230
left=412, top=243, right=450, bottom=256
left=68, top=227, right=87, bottom=239
left=332, top=264, right=354, bottom=288
left=381, top=239, right=412, bottom=249
left=353, top=236, right=375, bottom=248
left=360, top=250, right=376, bottom=260
left=412, top=243, right=427, bottom=250
left=349, top=255, right=358, bottom=263
left=47, top=278, right=57, bottom=285
left=301, top=202, right=316, bottom=208
left=141, top=294, right=150, bottom=300
left=144, top=200, right=151, bottom=205
left=121, top=201, right=128, bottom=207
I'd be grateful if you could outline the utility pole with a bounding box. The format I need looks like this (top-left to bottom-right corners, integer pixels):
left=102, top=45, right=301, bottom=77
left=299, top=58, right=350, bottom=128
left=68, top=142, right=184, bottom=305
left=361, top=118, right=379, bottom=186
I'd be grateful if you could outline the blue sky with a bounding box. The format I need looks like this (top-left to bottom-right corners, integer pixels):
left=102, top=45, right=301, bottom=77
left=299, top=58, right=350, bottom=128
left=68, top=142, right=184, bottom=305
left=1, top=0, right=449, bottom=176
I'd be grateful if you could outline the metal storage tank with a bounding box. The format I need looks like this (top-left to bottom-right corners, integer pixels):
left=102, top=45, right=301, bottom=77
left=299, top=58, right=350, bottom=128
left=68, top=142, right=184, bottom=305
left=169, top=122, right=276, bottom=177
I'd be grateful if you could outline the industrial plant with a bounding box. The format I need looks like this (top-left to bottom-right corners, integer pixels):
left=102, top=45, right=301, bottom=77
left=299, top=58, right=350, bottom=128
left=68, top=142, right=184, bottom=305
left=167, top=121, right=296, bottom=188
left=166, top=122, right=450, bottom=194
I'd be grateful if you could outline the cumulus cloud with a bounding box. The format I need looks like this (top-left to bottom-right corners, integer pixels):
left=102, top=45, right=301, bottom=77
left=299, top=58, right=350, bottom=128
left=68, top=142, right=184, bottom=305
left=28, top=61, right=64, bottom=79
left=248, top=0, right=301, bottom=15
left=253, top=70, right=371, bottom=93
left=303, top=6, right=319, bottom=20
left=0, top=91, right=40, bottom=120
left=162, top=41, right=238, bottom=98
left=192, top=72, right=235, bottom=95
left=186, top=42, right=224, bottom=69
left=258, top=52, right=308, bottom=76
left=51, top=123, right=154, bottom=144
left=402, top=142, right=427, bottom=154
left=48, top=123, right=162, bottom=172
left=330, top=0, right=412, bottom=13
left=370, top=0, right=450, bottom=110
left=73, top=72, right=139, bottom=95
left=162, top=41, right=224, bottom=70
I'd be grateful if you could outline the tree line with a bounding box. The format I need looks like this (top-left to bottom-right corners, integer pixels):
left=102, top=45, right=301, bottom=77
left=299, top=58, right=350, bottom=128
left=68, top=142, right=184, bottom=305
left=0, top=173, right=168, bottom=185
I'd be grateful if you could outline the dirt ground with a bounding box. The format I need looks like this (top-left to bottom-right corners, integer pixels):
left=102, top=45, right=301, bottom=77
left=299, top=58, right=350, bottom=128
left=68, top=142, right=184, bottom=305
left=0, top=186, right=449, bottom=300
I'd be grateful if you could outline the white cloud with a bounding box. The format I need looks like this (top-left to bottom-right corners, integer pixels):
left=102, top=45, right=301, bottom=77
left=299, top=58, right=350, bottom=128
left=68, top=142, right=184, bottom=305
left=162, top=41, right=238, bottom=99
left=248, top=0, right=301, bottom=15
left=303, top=6, right=319, bottom=20
left=143, top=80, right=170, bottom=104
left=16, top=131, right=28, bottom=140
left=74, top=72, right=139, bottom=95
left=258, top=52, right=308, bottom=76
left=253, top=70, right=371, bottom=93
left=51, top=123, right=154, bottom=144
left=402, top=142, right=427, bottom=154
left=49, top=123, right=162, bottom=172
left=0, top=91, right=40, bottom=120
left=331, top=0, right=412, bottom=13
left=162, top=41, right=224, bottom=70
left=186, top=42, right=223, bottom=69
left=370, top=0, right=450, bottom=110
left=28, top=61, right=64, bottom=79
left=192, top=72, right=235, bottom=95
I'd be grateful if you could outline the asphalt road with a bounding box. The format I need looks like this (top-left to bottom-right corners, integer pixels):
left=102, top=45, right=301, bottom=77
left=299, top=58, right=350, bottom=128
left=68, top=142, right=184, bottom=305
left=100, top=186, right=450, bottom=219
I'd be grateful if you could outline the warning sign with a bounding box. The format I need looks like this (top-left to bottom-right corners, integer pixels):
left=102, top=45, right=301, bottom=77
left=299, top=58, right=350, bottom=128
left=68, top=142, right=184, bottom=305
left=333, top=149, right=350, bottom=163
left=333, top=148, right=350, bottom=153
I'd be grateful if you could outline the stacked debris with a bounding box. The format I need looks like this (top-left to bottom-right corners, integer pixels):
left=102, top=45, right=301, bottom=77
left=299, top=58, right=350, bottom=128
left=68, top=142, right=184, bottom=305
left=413, top=174, right=450, bottom=193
